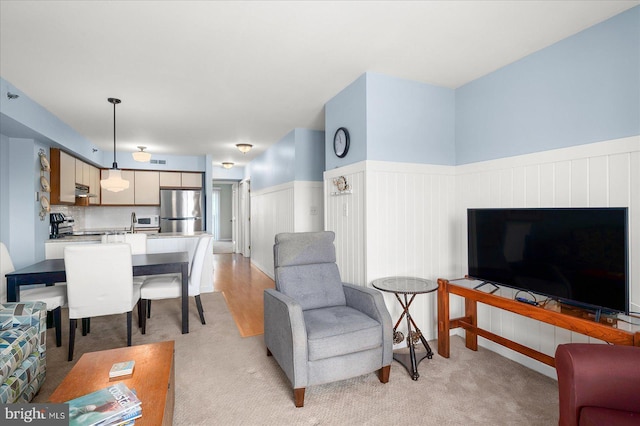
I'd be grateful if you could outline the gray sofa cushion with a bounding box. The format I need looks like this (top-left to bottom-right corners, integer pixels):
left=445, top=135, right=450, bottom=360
left=304, top=306, right=382, bottom=361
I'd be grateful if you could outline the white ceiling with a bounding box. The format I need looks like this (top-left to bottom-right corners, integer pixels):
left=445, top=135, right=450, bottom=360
left=1, top=1, right=638, bottom=167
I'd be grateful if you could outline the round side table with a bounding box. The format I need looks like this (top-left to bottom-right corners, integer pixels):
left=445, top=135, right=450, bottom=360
left=371, top=276, right=438, bottom=380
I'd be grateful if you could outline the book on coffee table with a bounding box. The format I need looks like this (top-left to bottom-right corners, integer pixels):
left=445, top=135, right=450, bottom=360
left=109, top=360, right=135, bottom=378
left=66, top=382, right=141, bottom=426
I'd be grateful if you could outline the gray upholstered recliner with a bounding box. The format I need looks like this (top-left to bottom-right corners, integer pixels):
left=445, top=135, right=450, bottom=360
left=264, top=231, right=393, bottom=407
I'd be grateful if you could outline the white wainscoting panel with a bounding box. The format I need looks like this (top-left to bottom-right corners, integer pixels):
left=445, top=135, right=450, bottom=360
left=250, top=181, right=325, bottom=279
left=455, top=136, right=639, bottom=377
left=250, top=182, right=295, bottom=279
left=325, top=161, right=457, bottom=342
left=325, top=164, right=367, bottom=286
left=322, top=136, right=637, bottom=379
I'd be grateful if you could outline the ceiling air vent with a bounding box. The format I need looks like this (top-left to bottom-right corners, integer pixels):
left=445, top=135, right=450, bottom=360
left=150, top=159, right=167, bottom=165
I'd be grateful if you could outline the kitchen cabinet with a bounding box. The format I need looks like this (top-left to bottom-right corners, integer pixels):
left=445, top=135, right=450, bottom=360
left=50, top=148, right=76, bottom=204
left=159, top=172, right=181, bottom=188
left=100, top=169, right=135, bottom=205
left=181, top=172, right=203, bottom=188
left=75, top=158, right=100, bottom=205
left=160, top=171, right=202, bottom=188
left=90, top=166, right=100, bottom=205
left=134, top=171, right=160, bottom=205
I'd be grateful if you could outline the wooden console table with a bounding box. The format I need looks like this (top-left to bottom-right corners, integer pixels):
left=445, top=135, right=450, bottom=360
left=437, top=278, right=640, bottom=367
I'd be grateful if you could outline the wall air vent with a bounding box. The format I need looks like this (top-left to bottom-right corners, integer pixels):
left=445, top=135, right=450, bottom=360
left=150, top=159, right=167, bottom=165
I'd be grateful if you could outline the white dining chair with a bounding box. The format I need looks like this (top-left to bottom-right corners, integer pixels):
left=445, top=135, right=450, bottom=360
left=140, top=234, right=213, bottom=333
left=63, top=243, right=142, bottom=361
left=1, top=242, right=67, bottom=347
left=102, top=233, right=148, bottom=286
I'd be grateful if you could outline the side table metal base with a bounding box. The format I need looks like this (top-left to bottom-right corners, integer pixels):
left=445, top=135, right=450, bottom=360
left=393, top=342, right=433, bottom=380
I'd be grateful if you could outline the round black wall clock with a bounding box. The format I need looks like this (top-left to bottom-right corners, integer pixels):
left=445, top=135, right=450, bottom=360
left=333, top=127, right=350, bottom=158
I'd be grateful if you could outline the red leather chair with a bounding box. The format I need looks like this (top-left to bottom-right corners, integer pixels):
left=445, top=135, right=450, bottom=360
left=555, top=343, right=640, bottom=425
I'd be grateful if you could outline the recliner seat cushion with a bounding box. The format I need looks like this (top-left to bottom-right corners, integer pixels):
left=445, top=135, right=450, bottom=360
left=304, top=306, right=382, bottom=361
left=276, top=263, right=346, bottom=310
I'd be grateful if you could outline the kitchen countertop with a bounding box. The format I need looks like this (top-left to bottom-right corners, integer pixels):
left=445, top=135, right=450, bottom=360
left=46, top=231, right=207, bottom=243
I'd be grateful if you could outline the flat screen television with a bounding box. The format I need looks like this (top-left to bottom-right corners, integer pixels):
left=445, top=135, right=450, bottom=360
left=467, top=208, right=629, bottom=314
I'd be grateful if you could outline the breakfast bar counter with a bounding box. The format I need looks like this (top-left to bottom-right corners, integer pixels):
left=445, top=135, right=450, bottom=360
left=45, top=232, right=206, bottom=260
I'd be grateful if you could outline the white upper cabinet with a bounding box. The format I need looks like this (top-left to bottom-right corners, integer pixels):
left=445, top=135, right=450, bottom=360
left=160, top=172, right=202, bottom=188
left=134, top=171, right=160, bottom=205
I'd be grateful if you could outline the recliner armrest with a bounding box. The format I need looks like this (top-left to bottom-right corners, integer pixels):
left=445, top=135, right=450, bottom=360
left=342, top=283, right=393, bottom=366
left=264, top=289, right=309, bottom=387
left=555, top=343, right=640, bottom=426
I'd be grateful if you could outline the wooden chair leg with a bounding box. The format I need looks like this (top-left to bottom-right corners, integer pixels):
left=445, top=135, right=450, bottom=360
left=141, top=299, right=147, bottom=335
left=81, top=318, right=89, bottom=336
left=68, top=318, right=77, bottom=362
left=127, top=311, right=132, bottom=346
left=147, top=300, right=151, bottom=318
left=378, top=365, right=391, bottom=383
left=137, top=300, right=142, bottom=327
left=195, top=295, right=206, bottom=325
left=53, top=306, right=62, bottom=347
left=294, top=388, right=305, bottom=408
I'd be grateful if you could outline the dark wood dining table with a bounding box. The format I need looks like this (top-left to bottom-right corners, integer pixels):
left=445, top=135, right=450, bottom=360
left=5, top=251, right=191, bottom=334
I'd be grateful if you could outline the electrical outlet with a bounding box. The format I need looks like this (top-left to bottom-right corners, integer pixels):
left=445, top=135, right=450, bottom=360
left=310, top=206, right=318, bottom=216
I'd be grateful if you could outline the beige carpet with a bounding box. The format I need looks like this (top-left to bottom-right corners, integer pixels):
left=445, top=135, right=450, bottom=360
left=34, top=292, right=559, bottom=425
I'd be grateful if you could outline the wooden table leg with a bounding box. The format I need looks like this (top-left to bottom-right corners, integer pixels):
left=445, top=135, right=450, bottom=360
left=437, top=278, right=450, bottom=358
left=181, top=263, right=189, bottom=334
left=465, top=298, right=478, bottom=351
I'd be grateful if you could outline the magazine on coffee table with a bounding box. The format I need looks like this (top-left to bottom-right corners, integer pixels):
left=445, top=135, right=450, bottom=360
left=66, top=382, right=141, bottom=426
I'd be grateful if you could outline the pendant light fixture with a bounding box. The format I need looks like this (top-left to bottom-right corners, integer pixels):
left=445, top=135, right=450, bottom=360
left=100, top=98, right=130, bottom=192
left=132, top=146, right=151, bottom=162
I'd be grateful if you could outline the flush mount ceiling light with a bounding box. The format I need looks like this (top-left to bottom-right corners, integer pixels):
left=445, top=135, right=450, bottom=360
left=132, top=146, right=151, bottom=162
left=100, top=98, right=130, bottom=193
left=236, top=143, right=253, bottom=154
left=222, top=162, right=234, bottom=169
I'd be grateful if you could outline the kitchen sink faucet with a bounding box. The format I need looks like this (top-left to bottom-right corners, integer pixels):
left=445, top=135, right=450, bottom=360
left=130, top=212, right=137, bottom=233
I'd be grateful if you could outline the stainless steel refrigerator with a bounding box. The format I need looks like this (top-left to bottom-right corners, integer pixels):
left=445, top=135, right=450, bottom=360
left=160, top=189, right=203, bottom=233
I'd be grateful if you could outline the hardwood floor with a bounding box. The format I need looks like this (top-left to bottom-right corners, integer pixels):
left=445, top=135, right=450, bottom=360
left=213, top=253, right=274, bottom=337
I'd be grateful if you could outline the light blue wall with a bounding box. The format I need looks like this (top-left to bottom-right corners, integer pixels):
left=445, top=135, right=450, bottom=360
left=367, top=73, right=455, bottom=165
left=212, top=164, right=245, bottom=180
left=455, top=6, right=640, bottom=164
left=325, top=72, right=455, bottom=167
left=0, top=134, right=8, bottom=245
left=0, top=136, right=48, bottom=269
left=294, top=128, right=325, bottom=180
left=249, top=128, right=325, bottom=191
left=325, top=74, right=368, bottom=170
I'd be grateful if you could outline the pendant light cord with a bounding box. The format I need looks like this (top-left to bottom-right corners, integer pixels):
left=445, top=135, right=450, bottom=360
left=108, top=97, right=121, bottom=169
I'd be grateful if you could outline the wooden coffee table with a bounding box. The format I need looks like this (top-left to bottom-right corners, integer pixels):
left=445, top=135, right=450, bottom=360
left=49, top=341, right=175, bottom=426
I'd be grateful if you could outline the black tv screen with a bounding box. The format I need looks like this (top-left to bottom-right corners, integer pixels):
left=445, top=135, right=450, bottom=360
left=467, top=208, right=629, bottom=314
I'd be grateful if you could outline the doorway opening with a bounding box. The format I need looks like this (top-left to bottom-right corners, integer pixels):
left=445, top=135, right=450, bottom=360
left=212, top=181, right=235, bottom=254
